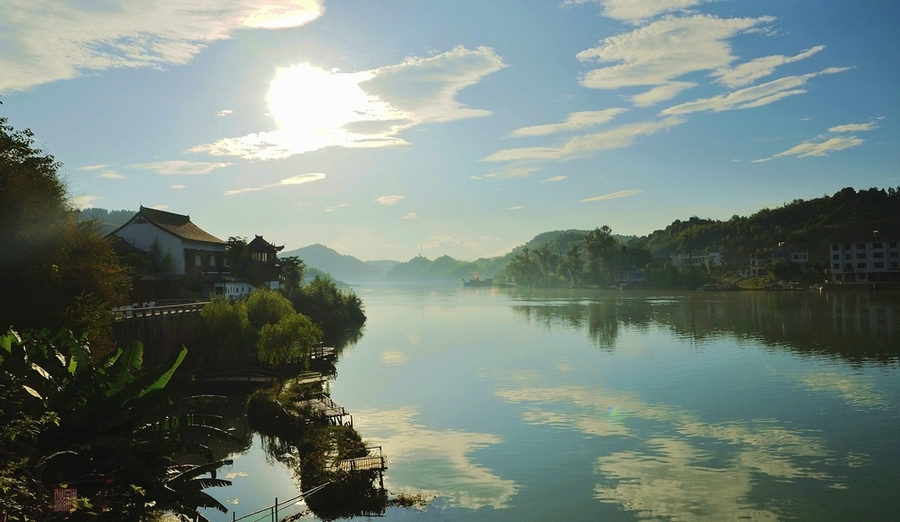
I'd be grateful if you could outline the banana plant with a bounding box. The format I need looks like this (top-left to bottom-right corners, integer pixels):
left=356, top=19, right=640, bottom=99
left=0, top=328, right=239, bottom=520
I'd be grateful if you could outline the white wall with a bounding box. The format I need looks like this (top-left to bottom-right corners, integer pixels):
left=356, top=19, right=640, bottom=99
left=115, top=221, right=186, bottom=273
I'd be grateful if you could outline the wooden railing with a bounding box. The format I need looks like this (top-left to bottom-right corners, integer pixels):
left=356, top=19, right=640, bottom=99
left=114, top=301, right=207, bottom=320
left=231, top=482, right=331, bottom=522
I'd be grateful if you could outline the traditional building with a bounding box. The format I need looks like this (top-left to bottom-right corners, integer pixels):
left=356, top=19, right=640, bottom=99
left=246, top=235, right=285, bottom=289
left=108, top=206, right=227, bottom=275
left=829, top=233, right=900, bottom=282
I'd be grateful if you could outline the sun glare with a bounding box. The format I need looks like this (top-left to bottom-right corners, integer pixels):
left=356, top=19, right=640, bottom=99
left=266, top=64, right=401, bottom=137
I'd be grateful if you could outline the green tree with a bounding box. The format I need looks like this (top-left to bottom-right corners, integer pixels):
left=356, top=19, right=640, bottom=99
left=200, top=297, right=252, bottom=361
left=0, top=328, right=234, bottom=520
left=766, top=258, right=792, bottom=282
left=245, top=287, right=295, bottom=331
left=562, top=244, right=585, bottom=286
left=583, top=226, right=618, bottom=284
left=257, top=314, right=322, bottom=366
left=285, top=276, right=366, bottom=338
left=0, top=112, right=129, bottom=354
left=280, top=255, right=306, bottom=292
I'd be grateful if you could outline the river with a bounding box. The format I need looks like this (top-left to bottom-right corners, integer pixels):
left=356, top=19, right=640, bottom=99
left=205, top=285, right=900, bottom=521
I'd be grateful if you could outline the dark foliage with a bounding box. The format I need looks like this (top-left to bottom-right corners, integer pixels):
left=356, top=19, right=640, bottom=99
left=0, top=113, right=129, bottom=355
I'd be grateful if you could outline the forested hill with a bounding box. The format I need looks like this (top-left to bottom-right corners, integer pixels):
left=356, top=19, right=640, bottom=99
left=638, top=187, right=900, bottom=264
left=77, top=208, right=135, bottom=234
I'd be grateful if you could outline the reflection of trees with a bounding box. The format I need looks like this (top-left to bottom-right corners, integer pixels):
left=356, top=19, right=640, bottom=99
left=246, top=376, right=387, bottom=520
left=511, top=291, right=900, bottom=364
left=513, top=299, right=652, bottom=349
left=651, top=291, right=900, bottom=364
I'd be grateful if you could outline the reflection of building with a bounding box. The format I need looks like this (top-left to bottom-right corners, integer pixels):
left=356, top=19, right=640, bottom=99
left=829, top=234, right=900, bottom=282
left=109, top=206, right=226, bottom=275
left=749, top=243, right=809, bottom=276
left=830, top=293, right=898, bottom=337
left=671, top=252, right=722, bottom=269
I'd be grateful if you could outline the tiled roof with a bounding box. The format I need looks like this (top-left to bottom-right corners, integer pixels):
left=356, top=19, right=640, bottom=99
left=247, top=234, right=284, bottom=252
left=137, top=206, right=225, bottom=245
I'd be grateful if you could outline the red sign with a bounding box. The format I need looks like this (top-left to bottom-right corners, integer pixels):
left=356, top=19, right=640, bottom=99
left=53, top=488, right=77, bottom=512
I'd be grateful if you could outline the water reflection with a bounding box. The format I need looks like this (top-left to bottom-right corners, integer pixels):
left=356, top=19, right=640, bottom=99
left=495, top=378, right=849, bottom=521
left=353, top=406, right=518, bottom=509
left=795, top=369, right=892, bottom=411
left=511, top=290, right=900, bottom=363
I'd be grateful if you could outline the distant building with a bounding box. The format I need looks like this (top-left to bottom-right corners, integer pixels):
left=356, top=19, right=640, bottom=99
left=246, top=235, right=285, bottom=289
left=108, top=206, right=227, bottom=275
left=829, top=233, right=900, bottom=282
left=671, top=252, right=722, bottom=269
left=749, top=243, right=809, bottom=277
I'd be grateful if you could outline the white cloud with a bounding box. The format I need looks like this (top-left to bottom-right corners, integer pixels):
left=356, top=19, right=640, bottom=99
left=661, top=68, right=850, bottom=116
left=510, top=109, right=626, bottom=137
left=542, top=176, right=567, bottom=183
left=130, top=160, right=232, bottom=175
left=0, top=0, right=324, bottom=93
left=71, top=194, right=102, bottom=209
left=828, top=122, right=879, bottom=133
left=563, top=0, right=708, bottom=23
left=78, top=164, right=111, bottom=172
left=582, top=190, right=642, bottom=202
left=485, top=166, right=538, bottom=179
left=99, top=171, right=126, bottom=179
left=715, top=46, right=825, bottom=88
left=752, top=136, right=864, bottom=163
left=217, top=109, right=234, bottom=116
left=225, top=172, right=325, bottom=195
left=402, top=213, right=418, bottom=220
left=325, top=203, right=348, bottom=212
left=506, top=206, right=524, bottom=210
left=193, top=46, right=505, bottom=160
left=376, top=195, right=406, bottom=206
left=280, top=173, right=325, bottom=185
left=484, top=116, right=685, bottom=162
left=170, top=184, right=186, bottom=189
left=627, top=82, right=696, bottom=107
left=577, top=15, right=774, bottom=103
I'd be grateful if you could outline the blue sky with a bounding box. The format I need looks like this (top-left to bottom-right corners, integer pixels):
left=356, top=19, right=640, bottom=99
left=2, top=0, right=898, bottom=261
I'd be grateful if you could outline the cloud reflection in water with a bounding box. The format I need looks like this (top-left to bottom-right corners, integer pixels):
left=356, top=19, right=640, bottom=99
left=495, top=378, right=852, bottom=521
left=353, top=406, right=518, bottom=509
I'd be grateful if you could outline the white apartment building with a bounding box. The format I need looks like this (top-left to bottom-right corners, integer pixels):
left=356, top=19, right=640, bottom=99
left=671, top=252, right=722, bottom=269
left=829, top=236, right=900, bottom=282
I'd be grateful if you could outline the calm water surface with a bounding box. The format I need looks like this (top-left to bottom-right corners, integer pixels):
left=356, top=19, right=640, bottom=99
left=211, top=286, right=900, bottom=521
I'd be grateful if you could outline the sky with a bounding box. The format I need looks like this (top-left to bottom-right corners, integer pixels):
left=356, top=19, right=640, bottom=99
left=2, top=0, right=898, bottom=262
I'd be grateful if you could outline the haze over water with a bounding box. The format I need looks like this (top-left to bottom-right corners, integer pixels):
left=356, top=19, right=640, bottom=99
left=214, top=285, right=900, bottom=521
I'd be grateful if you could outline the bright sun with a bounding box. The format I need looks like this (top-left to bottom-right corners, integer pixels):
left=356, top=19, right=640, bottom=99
left=266, top=64, right=396, bottom=135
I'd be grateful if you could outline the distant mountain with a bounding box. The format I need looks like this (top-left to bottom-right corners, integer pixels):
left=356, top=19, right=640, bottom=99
left=381, top=230, right=638, bottom=282
left=384, top=254, right=506, bottom=281
left=280, top=244, right=398, bottom=283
